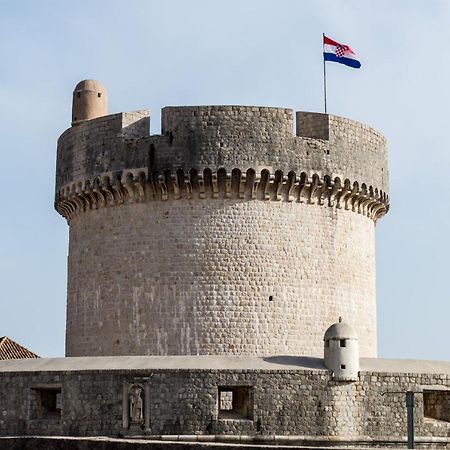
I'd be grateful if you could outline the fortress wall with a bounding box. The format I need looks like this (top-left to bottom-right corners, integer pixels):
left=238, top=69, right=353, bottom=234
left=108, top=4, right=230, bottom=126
left=153, top=106, right=298, bottom=173
left=56, top=108, right=388, bottom=198
left=66, top=199, right=376, bottom=358
left=0, top=364, right=449, bottom=443
left=161, top=105, right=294, bottom=141
left=56, top=106, right=388, bottom=359
left=56, top=111, right=150, bottom=189
left=153, top=108, right=388, bottom=194
left=295, top=112, right=388, bottom=192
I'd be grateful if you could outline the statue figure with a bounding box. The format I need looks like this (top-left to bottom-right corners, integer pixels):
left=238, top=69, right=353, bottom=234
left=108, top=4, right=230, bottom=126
left=129, top=385, right=143, bottom=425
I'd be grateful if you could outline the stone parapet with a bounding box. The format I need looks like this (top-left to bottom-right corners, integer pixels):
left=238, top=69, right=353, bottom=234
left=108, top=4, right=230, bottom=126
left=0, top=359, right=449, bottom=444
left=55, top=107, right=389, bottom=222
left=56, top=110, right=150, bottom=190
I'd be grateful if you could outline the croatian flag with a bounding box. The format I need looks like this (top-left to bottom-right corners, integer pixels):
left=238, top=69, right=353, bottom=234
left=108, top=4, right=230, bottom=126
left=323, top=35, right=361, bottom=69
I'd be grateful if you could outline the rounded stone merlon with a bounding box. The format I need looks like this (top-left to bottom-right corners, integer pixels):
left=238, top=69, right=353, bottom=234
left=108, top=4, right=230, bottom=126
left=72, top=79, right=108, bottom=126
left=324, top=318, right=360, bottom=381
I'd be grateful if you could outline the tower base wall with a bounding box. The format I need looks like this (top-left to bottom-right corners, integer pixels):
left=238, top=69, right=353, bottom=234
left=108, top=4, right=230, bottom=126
left=1, top=356, right=450, bottom=445
left=66, top=200, right=376, bottom=357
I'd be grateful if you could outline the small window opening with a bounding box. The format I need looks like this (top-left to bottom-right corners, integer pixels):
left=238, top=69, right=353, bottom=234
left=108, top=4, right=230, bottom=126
left=76, top=92, right=81, bottom=98
left=149, top=143, right=155, bottom=168
left=98, top=92, right=102, bottom=98
left=218, top=386, right=252, bottom=420
left=269, top=296, right=273, bottom=302
left=325, top=340, right=330, bottom=348
left=326, top=150, right=330, bottom=155
left=424, top=390, right=450, bottom=422
left=340, top=364, right=346, bottom=369
left=339, top=339, right=346, bottom=348
left=168, top=131, right=174, bottom=146
left=31, top=387, right=62, bottom=419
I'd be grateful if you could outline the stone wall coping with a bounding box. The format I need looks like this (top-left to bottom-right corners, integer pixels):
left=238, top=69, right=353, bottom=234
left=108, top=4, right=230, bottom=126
left=0, top=355, right=326, bottom=373
left=0, top=355, right=449, bottom=375
left=162, top=105, right=292, bottom=113
left=360, top=357, right=450, bottom=375
left=420, top=384, right=450, bottom=391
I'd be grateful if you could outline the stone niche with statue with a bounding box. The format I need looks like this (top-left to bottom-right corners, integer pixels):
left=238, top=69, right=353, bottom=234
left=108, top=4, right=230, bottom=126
left=122, top=381, right=150, bottom=434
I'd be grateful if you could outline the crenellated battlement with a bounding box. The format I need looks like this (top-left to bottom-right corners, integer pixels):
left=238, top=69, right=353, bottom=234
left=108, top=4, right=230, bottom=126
left=55, top=106, right=389, bottom=222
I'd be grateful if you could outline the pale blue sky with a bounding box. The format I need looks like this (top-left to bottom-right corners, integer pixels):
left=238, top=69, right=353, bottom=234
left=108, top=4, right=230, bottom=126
left=0, top=0, right=449, bottom=360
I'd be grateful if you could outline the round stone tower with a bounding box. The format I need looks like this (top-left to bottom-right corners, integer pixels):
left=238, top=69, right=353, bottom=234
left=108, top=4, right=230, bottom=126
left=55, top=81, right=389, bottom=358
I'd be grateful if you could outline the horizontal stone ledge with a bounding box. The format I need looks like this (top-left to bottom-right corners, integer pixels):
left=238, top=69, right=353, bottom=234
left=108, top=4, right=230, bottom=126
left=2, top=435, right=448, bottom=450
left=130, top=434, right=450, bottom=444
left=55, top=168, right=389, bottom=222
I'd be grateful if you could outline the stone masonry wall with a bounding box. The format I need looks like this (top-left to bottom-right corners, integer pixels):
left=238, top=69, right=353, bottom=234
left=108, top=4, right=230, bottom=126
left=56, top=111, right=150, bottom=189
left=55, top=106, right=388, bottom=358
left=0, top=368, right=449, bottom=446
left=66, top=199, right=376, bottom=358
left=0, top=437, right=409, bottom=450
left=56, top=107, right=388, bottom=197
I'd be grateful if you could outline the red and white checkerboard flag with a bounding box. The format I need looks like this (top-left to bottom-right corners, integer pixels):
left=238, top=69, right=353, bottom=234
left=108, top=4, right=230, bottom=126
left=323, top=34, right=361, bottom=69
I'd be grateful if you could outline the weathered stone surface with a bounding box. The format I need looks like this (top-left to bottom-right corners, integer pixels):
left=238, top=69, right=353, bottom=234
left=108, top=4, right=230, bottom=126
left=65, top=200, right=377, bottom=357
left=0, top=436, right=414, bottom=450
left=54, top=107, right=388, bottom=358
left=0, top=358, right=449, bottom=445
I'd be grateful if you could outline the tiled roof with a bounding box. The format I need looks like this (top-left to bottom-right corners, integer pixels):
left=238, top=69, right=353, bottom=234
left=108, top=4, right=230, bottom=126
left=0, top=336, right=39, bottom=360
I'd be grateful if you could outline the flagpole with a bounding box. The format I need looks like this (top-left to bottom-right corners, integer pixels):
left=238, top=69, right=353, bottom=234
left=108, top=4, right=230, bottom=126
left=323, top=33, right=327, bottom=114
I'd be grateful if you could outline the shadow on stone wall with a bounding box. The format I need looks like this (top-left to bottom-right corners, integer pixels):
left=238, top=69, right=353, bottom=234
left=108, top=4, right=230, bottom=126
left=263, top=356, right=326, bottom=370
left=0, top=437, right=405, bottom=450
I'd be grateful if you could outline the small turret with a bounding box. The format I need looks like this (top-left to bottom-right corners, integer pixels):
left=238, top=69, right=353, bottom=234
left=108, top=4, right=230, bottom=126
left=324, top=317, right=359, bottom=381
left=71, top=79, right=108, bottom=125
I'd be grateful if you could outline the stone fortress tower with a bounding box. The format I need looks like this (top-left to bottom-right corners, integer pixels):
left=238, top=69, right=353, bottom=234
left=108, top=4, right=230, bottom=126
left=3, top=80, right=450, bottom=448
left=55, top=80, right=389, bottom=358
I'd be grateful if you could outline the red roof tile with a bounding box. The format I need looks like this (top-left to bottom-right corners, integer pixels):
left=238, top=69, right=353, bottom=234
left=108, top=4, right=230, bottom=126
left=0, top=336, right=40, bottom=360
